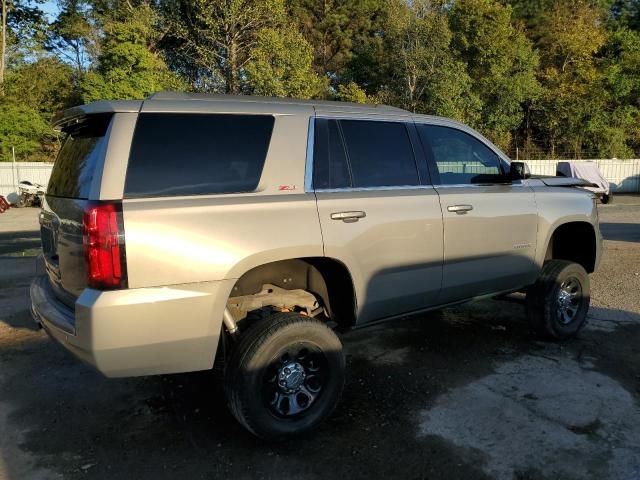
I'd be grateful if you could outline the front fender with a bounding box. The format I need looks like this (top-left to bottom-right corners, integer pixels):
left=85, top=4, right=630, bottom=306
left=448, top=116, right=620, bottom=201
left=531, top=185, right=601, bottom=270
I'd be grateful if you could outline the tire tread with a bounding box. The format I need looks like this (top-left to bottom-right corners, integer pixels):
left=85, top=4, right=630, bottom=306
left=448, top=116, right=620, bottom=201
left=224, top=312, right=343, bottom=439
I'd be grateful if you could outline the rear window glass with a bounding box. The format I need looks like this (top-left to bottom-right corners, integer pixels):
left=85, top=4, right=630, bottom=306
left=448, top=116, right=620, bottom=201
left=124, top=113, right=274, bottom=198
left=47, top=114, right=112, bottom=199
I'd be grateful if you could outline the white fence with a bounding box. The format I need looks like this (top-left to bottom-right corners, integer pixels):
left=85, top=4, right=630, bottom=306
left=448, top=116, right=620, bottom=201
left=525, top=159, right=640, bottom=193
left=0, top=162, right=54, bottom=201
left=1, top=159, right=639, bottom=200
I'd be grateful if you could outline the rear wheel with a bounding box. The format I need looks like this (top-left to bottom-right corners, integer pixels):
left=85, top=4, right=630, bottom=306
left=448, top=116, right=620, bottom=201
left=526, top=260, right=590, bottom=340
left=224, top=312, right=345, bottom=440
left=601, top=193, right=612, bottom=204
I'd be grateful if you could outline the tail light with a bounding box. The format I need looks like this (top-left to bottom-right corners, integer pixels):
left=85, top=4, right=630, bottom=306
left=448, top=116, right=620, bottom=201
left=83, top=202, right=128, bottom=289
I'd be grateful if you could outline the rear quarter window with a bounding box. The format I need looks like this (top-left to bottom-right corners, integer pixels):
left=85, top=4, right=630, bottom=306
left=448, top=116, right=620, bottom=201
left=47, top=114, right=112, bottom=199
left=124, top=113, right=274, bottom=198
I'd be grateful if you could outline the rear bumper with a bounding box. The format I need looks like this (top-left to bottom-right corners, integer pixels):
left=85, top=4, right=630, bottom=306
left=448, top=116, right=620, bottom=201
left=30, top=275, right=234, bottom=377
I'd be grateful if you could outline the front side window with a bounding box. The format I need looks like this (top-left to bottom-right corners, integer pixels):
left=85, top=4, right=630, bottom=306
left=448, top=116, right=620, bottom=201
left=312, top=119, right=419, bottom=189
left=125, top=113, right=274, bottom=198
left=417, top=125, right=505, bottom=185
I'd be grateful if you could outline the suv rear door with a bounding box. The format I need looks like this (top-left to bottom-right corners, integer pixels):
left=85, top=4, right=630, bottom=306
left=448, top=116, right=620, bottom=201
left=40, top=114, right=114, bottom=308
left=416, top=122, right=539, bottom=303
left=311, top=115, right=443, bottom=324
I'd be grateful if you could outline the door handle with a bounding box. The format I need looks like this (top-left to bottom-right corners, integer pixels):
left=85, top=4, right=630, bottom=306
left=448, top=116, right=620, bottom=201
left=330, top=211, right=366, bottom=223
left=447, top=204, right=473, bottom=214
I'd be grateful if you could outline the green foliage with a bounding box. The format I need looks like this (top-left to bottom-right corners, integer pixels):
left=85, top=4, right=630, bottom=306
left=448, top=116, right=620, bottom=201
left=164, top=0, right=286, bottom=93
left=0, top=103, right=51, bottom=161
left=384, top=0, right=481, bottom=123
left=2, top=0, right=49, bottom=67
left=245, top=28, right=327, bottom=98
left=611, top=0, right=640, bottom=29
left=79, top=4, right=184, bottom=102
left=3, top=0, right=640, bottom=160
left=336, top=82, right=369, bottom=103
left=288, top=0, right=388, bottom=85
left=450, top=0, right=540, bottom=149
left=589, top=27, right=640, bottom=157
left=4, top=57, right=76, bottom=113
left=534, top=0, right=608, bottom=157
left=46, top=0, right=100, bottom=75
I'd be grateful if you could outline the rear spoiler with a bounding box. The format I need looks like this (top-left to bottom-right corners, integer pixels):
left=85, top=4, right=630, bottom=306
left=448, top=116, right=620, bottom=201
left=52, top=100, right=142, bottom=130
left=532, top=176, right=599, bottom=188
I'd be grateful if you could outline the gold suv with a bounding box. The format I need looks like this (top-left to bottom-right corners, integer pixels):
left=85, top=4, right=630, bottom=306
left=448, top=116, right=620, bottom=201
left=31, top=92, right=602, bottom=439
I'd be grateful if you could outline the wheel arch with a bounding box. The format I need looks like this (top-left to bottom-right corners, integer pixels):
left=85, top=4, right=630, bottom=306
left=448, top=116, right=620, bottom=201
left=543, top=221, right=598, bottom=273
left=229, top=256, right=357, bottom=328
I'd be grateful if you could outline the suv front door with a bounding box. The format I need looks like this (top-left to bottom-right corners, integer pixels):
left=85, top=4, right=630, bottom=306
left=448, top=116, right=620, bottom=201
left=311, top=116, right=443, bottom=324
left=416, top=123, right=538, bottom=304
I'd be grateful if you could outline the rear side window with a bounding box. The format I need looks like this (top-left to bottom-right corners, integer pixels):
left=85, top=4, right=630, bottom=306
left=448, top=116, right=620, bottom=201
left=313, top=119, right=419, bottom=189
left=417, top=125, right=505, bottom=185
left=312, top=119, right=351, bottom=189
left=341, top=120, right=419, bottom=188
left=125, top=114, right=274, bottom=198
left=48, top=114, right=112, bottom=199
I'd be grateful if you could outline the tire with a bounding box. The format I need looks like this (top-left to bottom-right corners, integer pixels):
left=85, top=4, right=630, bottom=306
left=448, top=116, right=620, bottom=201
left=601, top=193, right=612, bottom=204
left=15, top=195, right=27, bottom=208
left=224, top=312, right=345, bottom=440
left=526, top=260, right=590, bottom=340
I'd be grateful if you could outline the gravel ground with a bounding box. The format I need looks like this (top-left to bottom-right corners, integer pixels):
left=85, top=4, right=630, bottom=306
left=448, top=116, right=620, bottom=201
left=0, top=199, right=639, bottom=480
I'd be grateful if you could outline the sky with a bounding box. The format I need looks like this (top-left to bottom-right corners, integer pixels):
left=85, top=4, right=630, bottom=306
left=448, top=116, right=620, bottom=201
left=41, top=0, right=60, bottom=21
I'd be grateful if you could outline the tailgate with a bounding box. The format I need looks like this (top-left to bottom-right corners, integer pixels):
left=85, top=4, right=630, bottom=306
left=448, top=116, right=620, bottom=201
left=41, top=114, right=113, bottom=308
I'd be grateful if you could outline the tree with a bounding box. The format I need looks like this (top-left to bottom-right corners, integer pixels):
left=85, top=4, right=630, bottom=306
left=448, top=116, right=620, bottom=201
left=46, top=0, right=100, bottom=78
left=384, top=0, right=481, bottom=122
left=244, top=28, right=326, bottom=98
left=533, top=0, right=607, bottom=157
left=80, top=3, right=184, bottom=102
left=0, top=103, right=51, bottom=160
left=336, top=81, right=369, bottom=103
left=586, top=27, right=640, bottom=156
left=288, top=0, right=387, bottom=85
left=163, top=0, right=286, bottom=93
left=4, top=55, right=75, bottom=110
left=450, top=0, right=540, bottom=150
left=1, top=0, right=47, bottom=90
left=611, top=0, right=640, bottom=29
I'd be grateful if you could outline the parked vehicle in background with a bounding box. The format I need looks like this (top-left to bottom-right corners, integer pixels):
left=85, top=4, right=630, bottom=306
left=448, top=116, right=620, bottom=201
left=15, top=181, right=46, bottom=208
left=30, top=93, right=603, bottom=440
left=557, top=161, right=612, bottom=204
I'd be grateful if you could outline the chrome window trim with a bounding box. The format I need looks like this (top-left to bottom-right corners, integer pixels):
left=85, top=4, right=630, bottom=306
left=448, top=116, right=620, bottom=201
left=315, top=185, right=435, bottom=193
left=314, top=115, right=412, bottom=123
left=433, top=183, right=525, bottom=188
left=314, top=184, right=521, bottom=193
left=304, top=116, right=315, bottom=193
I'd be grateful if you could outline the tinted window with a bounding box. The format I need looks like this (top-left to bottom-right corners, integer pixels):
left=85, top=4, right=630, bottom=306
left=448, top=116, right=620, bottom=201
left=125, top=114, right=274, bottom=198
left=48, top=114, right=112, bottom=199
left=340, top=120, right=418, bottom=188
left=418, top=125, right=505, bottom=185
left=313, top=119, right=351, bottom=189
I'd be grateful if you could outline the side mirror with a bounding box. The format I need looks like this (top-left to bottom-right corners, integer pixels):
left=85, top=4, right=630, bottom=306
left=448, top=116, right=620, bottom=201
left=509, top=161, right=531, bottom=180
